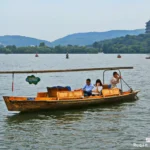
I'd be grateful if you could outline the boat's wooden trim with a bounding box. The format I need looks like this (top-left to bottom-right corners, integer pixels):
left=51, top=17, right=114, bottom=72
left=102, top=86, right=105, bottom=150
left=3, top=90, right=139, bottom=112
left=0, top=66, right=133, bottom=74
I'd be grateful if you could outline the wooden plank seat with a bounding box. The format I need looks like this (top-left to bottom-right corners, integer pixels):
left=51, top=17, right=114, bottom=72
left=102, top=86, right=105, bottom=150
left=47, top=87, right=70, bottom=97
left=102, top=84, right=111, bottom=89
left=57, top=90, right=83, bottom=100
left=37, top=92, right=48, bottom=97
left=102, top=88, right=120, bottom=97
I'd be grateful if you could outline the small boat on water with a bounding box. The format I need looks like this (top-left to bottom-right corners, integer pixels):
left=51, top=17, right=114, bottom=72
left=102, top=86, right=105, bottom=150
left=117, top=54, right=121, bottom=58
left=35, top=53, right=39, bottom=57
left=66, top=53, right=69, bottom=59
left=145, top=55, right=150, bottom=59
left=146, top=57, right=150, bottom=59
left=145, top=54, right=150, bottom=59
left=1, top=67, right=140, bottom=112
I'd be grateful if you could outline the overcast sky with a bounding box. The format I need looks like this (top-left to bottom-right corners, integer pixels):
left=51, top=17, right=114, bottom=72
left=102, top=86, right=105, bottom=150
left=1, top=0, right=150, bottom=41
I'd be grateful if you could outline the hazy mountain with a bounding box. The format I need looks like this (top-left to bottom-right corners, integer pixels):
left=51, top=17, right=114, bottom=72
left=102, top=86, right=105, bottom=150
left=51, top=29, right=145, bottom=46
left=0, top=29, right=145, bottom=47
left=0, top=35, right=52, bottom=47
left=93, top=33, right=150, bottom=53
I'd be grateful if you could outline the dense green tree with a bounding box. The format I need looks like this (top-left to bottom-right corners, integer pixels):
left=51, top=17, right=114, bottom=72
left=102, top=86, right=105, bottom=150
left=92, top=33, right=150, bottom=53
left=0, top=45, right=98, bottom=54
left=39, top=42, right=45, bottom=47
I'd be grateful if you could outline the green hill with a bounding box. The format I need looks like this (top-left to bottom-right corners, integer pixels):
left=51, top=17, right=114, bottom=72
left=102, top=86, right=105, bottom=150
left=0, top=35, right=52, bottom=47
left=51, top=29, right=145, bottom=46
left=0, top=29, right=144, bottom=47
left=93, top=33, right=150, bottom=53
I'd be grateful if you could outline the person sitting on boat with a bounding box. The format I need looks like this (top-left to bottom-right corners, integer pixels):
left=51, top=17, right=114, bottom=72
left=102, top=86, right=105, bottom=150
left=82, top=78, right=94, bottom=96
left=92, top=79, right=103, bottom=95
left=110, top=72, right=121, bottom=88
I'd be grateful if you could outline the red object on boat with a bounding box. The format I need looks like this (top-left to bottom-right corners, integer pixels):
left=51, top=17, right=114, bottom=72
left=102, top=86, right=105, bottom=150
left=117, top=54, right=121, bottom=58
left=35, top=53, right=39, bottom=57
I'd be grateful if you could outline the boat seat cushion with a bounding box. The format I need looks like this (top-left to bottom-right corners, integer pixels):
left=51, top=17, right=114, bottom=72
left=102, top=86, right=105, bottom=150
left=102, top=88, right=120, bottom=97
left=57, top=90, right=83, bottom=100
left=47, top=86, right=70, bottom=97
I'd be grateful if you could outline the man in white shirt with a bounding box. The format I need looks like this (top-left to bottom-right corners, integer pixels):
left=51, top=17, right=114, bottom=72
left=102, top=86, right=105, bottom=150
left=110, top=72, right=121, bottom=88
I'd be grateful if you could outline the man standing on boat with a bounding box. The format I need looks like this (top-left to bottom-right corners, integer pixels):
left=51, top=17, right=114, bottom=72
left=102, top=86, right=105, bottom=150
left=110, top=72, right=121, bottom=88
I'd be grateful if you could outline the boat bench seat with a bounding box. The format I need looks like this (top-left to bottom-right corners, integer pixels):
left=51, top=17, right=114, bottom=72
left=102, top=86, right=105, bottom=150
left=47, top=87, right=70, bottom=97
left=102, top=88, right=120, bottom=97
left=57, top=90, right=83, bottom=100
left=102, top=84, right=110, bottom=89
left=37, top=92, right=48, bottom=97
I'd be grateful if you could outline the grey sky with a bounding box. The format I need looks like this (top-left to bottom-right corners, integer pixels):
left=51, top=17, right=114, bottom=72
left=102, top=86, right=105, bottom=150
left=1, top=0, right=150, bottom=41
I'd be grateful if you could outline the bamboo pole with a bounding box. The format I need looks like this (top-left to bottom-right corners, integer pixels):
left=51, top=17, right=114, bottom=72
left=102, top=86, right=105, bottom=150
left=0, top=67, right=133, bottom=74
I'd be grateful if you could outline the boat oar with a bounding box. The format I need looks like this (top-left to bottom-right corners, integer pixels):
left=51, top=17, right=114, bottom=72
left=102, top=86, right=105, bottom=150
left=121, top=78, right=133, bottom=92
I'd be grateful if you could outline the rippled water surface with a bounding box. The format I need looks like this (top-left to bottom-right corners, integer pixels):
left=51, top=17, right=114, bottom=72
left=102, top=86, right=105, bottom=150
left=0, top=54, right=150, bottom=150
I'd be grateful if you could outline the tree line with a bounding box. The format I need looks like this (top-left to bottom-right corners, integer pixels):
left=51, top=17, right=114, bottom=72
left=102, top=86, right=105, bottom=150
left=2, top=33, right=150, bottom=54
left=0, top=42, right=98, bottom=54
left=92, top=33, right=150, bottom=53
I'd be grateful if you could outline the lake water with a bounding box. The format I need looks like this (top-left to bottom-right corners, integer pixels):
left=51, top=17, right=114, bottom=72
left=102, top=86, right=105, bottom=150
left=0, top=54, right=149, bottom=150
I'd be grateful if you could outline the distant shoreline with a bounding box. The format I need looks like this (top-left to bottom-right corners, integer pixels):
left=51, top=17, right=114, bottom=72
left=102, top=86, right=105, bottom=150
left=0, top=53, right=149, bottom=54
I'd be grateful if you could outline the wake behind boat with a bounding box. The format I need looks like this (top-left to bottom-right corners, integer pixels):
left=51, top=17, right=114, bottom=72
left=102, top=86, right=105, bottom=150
left=1, top=67, right=140, bottom=112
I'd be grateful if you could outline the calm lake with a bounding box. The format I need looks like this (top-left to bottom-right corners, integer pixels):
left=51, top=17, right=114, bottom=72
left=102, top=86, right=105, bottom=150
left=0, top=54, right=149, bottom=150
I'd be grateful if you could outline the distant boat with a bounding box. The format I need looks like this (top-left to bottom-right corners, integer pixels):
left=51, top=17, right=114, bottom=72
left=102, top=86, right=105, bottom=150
left=117, top=54, right=121, bottom=58
left=66, top=53, right=69, bottom=59
left=145, top=54, right=150, bottom=59
left=145, top=56, right=150, bottom=59
left=35, top=53, right=39, bottom=57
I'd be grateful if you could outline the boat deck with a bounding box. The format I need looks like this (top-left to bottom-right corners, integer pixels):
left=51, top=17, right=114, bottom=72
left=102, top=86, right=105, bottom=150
left=7, top=91, right=131, bottom=102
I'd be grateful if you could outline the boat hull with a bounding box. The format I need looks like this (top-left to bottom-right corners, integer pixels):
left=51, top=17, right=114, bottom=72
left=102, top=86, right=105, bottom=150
left=3, top=91, right=139, bottom=112
left=146, top=57, right=150, bottom=59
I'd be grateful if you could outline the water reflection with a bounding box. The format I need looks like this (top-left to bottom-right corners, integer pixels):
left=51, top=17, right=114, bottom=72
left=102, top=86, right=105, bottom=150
left=6, top=109, right=84, bottom=124
left=5, top=101, right=137, bottom=125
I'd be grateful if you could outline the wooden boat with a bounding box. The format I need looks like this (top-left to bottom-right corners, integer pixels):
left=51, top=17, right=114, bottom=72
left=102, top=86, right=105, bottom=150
left=1, top=67, right=140, bottom=112
left=117, top=54, right=121, bottom=58
left=3, top=90, right=139, bottom=112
